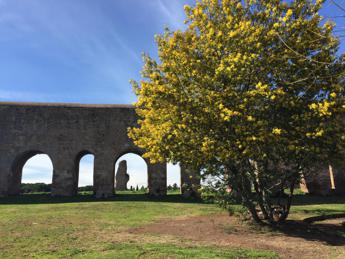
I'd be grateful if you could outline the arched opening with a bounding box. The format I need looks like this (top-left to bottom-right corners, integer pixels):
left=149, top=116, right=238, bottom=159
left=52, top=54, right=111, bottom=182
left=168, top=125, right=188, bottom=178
left=17, top=152, right=53, bottom=194
left=114, top=153, right=148, bottom=193
left=77, top=152, right=95, bottom=194
left=167, top=163, right=181, bottom=194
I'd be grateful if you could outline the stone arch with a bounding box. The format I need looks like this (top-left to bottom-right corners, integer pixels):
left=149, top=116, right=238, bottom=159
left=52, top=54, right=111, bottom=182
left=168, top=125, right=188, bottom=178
left=9, top=150, right=54, bottom=195
left=0, top=102, right=173, bottom=197
left=114, top=148, right=145, bottom=163
left=114, top=152, right=148, bottom=192
left=75, top=150, right=95, bottom=192
left=114, top=148, right=167, bottom=196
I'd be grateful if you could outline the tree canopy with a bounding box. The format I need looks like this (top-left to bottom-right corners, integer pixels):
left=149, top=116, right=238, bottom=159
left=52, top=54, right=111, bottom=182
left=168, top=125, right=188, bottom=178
left=129, top=0, right=345, bottom=224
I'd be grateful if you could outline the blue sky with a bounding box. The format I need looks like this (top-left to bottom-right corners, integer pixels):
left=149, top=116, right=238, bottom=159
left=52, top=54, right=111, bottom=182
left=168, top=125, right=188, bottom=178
left=0, top=0, right=193, bottom=103
left=1, top=0, right=345, bottom=187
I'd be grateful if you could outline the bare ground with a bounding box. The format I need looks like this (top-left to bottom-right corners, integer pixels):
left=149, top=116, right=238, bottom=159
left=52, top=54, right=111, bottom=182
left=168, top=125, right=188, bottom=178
left=130, top=213, right=345, bottom=259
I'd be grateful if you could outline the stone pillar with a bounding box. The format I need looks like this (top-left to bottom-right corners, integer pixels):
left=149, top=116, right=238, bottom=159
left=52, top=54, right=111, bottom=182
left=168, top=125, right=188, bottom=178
left=51, top=154, right=78, bottom=196
left=115, top=160, right=129, bottom=191
left=8, top=151, right=42, bottom=196
left=147, top=162, right=167, bottom=196
left=7, top=164, right=21, bottom=196
left=301, top=168, right=328, bottom=195
left=301, top=165, right=335, bottom=195
left=0, top=165, right=9, bottom=196
left=181, top=165, right=201, bottom=197
left=301, top=164, right=345, bottom=195
left=94, top=155, right=115, bottom=198
left=0, top=147, right=9, bottom=196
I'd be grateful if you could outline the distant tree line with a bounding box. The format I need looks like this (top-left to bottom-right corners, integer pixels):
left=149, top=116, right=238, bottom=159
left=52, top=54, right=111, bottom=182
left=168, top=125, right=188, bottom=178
left=129, top=183, right=180, bottom=191
left=167, top=183, right=179, bottom=191
left=20, top=183, right=180, bottom=193
left=20, top=183, right=94, bottom=193
left=129, top=185, right=147, bottom=192
left=20, top=183, right=52, bottom=193
left=78, top=185, right=93, bottom=192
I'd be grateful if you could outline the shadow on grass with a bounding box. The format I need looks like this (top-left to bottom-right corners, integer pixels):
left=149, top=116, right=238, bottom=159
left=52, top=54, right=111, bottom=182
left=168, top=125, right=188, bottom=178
left=268, top=219, right=345, bottom=246
left=0, top=193, right=203, bottom=205
left=2, top=192, right=343, bottom=205
left=292, top=194, right=345, bottom=205
left=257, top=194, right=345, bottom=246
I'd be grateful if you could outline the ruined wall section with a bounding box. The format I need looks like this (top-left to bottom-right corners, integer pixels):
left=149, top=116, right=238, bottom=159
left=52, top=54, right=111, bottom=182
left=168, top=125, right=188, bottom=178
left=0, top=102, right=167, bottom=197
left=301, top=164, right=345, bottom=195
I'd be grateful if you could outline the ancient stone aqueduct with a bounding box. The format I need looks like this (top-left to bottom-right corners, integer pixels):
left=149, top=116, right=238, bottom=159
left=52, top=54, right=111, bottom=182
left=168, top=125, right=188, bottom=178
left=0, top=102, right=344, bottom=197
left=0, top=102, right=200, bottom=197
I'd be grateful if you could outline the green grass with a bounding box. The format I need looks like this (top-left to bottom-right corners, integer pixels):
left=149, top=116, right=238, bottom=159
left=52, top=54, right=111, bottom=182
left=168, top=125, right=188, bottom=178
left=72, top=243, right=277, bottom=258
left=290, top=194, right=345, bottom=220
left=0, top=192, right=343, bottom=258
left=0, top=193, right=278, bottom=258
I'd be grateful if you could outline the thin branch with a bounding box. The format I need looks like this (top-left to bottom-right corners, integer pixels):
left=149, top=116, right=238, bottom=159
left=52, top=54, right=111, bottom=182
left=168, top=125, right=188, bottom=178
left=330, top=0, right=345, bottom=13
left=285, top=77, right=311, bottom=85
left=277, top=33, right=333, bottom=65
left=306, top=28, right=327, bottom=39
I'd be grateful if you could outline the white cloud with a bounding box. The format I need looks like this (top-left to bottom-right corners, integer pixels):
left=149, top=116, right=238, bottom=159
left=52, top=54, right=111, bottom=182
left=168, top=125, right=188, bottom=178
left=0, top=0, right=141, bottom=87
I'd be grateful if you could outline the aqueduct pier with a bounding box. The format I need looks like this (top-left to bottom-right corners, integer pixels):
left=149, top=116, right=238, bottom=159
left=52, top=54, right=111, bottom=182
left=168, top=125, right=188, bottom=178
left=0, top=102, right=199, bottom=197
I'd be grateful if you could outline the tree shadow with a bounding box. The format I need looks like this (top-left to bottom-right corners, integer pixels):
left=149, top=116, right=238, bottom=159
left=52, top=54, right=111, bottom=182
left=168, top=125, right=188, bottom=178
left=0, top=193, right=203, bottom=205
left=292, top=194, right=345, bottom=205
left=269, top=219, right=345, bottom=246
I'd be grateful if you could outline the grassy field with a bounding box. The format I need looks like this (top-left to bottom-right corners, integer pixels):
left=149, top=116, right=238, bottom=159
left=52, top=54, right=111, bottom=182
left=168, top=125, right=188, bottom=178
left=290, top=194, right=345, bottom=220
left=0, top=192, right=344, bottom=258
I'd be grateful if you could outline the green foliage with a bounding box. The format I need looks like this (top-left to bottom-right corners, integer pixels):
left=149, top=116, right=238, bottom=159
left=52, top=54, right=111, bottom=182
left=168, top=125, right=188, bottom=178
left=20, top=184, right=97, bottom=194
left=20, top=183, right=52, bottom=193
left=78, top=185, right=93, bottom=192
left=167, top=183, right=180, bottom=191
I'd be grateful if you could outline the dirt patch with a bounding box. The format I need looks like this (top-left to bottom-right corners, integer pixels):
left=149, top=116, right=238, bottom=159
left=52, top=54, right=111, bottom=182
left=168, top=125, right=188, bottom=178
left=131, top=213, right=345, bottom=259
left=314, top=218, right=345, bottom=225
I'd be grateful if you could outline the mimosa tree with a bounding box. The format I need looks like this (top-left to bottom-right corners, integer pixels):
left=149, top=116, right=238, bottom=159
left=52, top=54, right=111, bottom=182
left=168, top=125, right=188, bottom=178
left=129, top=0, right=345, bottom=224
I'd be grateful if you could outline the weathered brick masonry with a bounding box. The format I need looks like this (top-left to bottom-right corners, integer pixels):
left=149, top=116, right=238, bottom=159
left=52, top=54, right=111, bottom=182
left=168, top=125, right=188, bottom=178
left=0, top=102, right=198, bottom=197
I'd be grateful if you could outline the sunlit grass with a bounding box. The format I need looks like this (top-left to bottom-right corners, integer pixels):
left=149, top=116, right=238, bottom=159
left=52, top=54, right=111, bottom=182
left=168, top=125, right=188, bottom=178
left=0, top=192, right=343, bottom=258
